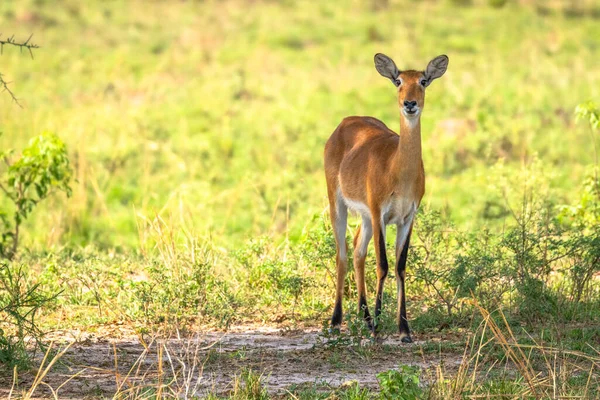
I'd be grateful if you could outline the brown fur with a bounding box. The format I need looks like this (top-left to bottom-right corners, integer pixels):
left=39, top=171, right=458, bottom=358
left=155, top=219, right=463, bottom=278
left=324, top=70, right=430, bottom=337
left=325, top=71, right=426, bottom=209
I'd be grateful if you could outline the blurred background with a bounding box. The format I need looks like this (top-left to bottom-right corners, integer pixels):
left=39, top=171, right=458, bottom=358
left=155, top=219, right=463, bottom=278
left=1, top=0, right=599, bottom=251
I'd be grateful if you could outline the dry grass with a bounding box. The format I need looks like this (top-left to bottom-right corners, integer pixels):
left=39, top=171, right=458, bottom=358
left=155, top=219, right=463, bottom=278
left=428, top=300, right=600, bottom=399
left=8, top=302, right=598, bottom=399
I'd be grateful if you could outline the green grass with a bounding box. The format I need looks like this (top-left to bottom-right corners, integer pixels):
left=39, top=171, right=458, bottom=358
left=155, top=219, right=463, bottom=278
left=0, top=0, right=600, bottom=396
left=0, top=0, right=599, bottom=249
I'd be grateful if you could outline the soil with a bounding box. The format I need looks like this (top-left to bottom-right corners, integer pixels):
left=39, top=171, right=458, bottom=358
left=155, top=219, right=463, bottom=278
left=0, top=325, right=464, bottom=399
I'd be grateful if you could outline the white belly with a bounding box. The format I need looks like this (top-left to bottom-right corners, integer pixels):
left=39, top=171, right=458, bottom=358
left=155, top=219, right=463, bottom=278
left=338, top=188, right=416, bottom=226
left=342, top=196, right=371, bottom=218
left=383, top=198, right=417, bottom=226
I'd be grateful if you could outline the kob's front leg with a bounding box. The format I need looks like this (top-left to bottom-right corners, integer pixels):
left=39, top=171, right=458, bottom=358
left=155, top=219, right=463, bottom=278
left=396, top=224, right=413, bottom=343
left=371, top=216, right=388, bottom=333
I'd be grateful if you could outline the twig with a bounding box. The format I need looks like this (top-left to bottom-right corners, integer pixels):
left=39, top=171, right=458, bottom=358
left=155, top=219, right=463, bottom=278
left=0, top=34, right=39, bottom=107
left=0, top=33, right=39, bottom=58
left=0, top=72, right=21, bottom=107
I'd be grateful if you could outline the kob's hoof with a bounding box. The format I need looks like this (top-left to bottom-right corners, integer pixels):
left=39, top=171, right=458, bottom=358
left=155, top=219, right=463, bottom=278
left=400, top=335, right=413, bottom=344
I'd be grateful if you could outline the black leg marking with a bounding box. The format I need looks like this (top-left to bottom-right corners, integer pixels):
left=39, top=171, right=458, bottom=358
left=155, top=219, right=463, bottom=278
left=374, top=229, right=388, bottom=332
left=397, top=234, right=412, bottom=343
left=378, top=229, right=389, bottom=276
left=331, top=300, right=342, bottom=327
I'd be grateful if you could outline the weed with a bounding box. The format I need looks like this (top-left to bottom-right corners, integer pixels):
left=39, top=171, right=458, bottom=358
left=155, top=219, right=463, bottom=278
left=377, top=365, right=423, bottom=400
left=230, top=368, right=269, bottom=400
left=0, top=261, right=57, bottom=371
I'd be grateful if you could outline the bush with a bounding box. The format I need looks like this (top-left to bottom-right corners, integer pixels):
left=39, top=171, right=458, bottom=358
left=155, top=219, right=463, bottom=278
left=411, top=210, right=467, bottom=321
left=0, top=261, right=57, bottom=371
left=0, top=132, right=72, bottom=259
left=377, top=365, right=423, bottom=400
left=126, top=249, right=237, bottom=329
left=0, top=132, right=70, bottom=370
left=234, top=236, right=315, bottom=320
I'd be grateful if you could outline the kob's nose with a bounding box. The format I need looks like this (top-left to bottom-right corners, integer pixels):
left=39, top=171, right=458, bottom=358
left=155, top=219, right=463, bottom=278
left=404, top=100, right=417, bottom=108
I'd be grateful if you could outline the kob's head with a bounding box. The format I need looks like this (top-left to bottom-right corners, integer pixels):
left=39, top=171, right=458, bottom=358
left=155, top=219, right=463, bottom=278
left=374, top=53, right=448, bottom=121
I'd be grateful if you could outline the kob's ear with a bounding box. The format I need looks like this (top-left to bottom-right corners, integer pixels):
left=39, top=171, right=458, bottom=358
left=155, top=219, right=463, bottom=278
left=374, top=53, right=400, bottom=86
left=424, top=55, right=449, bottom=83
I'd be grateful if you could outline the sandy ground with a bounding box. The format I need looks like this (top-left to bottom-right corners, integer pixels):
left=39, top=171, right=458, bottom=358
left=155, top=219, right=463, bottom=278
left=1, top=326, right=464, bottom=399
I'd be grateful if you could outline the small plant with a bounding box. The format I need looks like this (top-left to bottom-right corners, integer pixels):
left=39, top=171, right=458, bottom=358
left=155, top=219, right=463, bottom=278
left=411, top=209, right=466, bottom=321
left=0, top=132, right=72, bottom=259
left=377, top=365, right=423, bottom=400
left=0, top=261, right=57, bottom=371
left=575, top=101, right=600, bottom=131
left=126, top=254, right=236, bottom=329
left=231, top=368, right=269, bottom=400
left=320, top=306, right=374, bottom=348
left=234, top=235, right=313, bottom=319
left=337, top=381, right=372, bottom=400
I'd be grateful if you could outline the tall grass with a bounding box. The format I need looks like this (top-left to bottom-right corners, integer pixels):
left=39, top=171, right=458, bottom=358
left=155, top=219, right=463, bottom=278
left=0, top=0, right=599, bottom=249
left=0, top=0, right=599, bottom=395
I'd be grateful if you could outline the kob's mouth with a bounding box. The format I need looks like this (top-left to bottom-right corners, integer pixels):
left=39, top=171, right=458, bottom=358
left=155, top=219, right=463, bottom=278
left=403, top=107, right=419, bottom=116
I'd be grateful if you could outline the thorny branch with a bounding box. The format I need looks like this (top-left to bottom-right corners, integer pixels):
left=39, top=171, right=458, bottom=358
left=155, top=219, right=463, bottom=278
left=0, top=34, right=39, bottom=107
left=0, top=33, right=39, bottom=57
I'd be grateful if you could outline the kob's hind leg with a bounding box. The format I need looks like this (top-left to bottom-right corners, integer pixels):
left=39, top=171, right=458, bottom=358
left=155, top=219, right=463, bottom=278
left=330, top=192, right=348, bottom=327
left=353, top=215, right=373, bottom=329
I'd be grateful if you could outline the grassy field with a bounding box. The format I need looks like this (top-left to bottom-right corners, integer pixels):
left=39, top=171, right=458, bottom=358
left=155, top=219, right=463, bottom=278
left=0, top=0, right=599, bottom=398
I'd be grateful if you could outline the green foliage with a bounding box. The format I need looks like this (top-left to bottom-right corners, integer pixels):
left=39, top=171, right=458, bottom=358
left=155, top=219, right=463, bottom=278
left=452, top=230, right=506, bottom=309
left=377, top=365, right=423, bottom=400
left=336, top=382, right=372, bottom=400
left=575, top=101, right=600, bottom=131
left=0, top=132, right=72, bottom=259
left=0, top=261, right=57, bottom=371
left=320, top=306, right=374, bottom=348
left=127, top=243, right=236, bottom=329
left=235, top=237, right=308, bottom=310
left=299, top=213, right=337, bottom=273
left=500, top=207, right=563, bottom=321
left=126, top=254, right=237, bottom=329
left=411, top=160, right=600, bottom=326
left=411, top=210, right=465, bottom=320
left=230, top=368, right=269, bottom=400
left=557, top=177, right=600, bottom=305
left=0, top=132, right=70, bottom=370
left=0, top=2, right=599, bottom=394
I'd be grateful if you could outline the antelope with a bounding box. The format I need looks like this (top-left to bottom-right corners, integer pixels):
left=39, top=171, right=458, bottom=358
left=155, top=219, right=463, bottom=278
left=324, top=53, right=448, bottom=342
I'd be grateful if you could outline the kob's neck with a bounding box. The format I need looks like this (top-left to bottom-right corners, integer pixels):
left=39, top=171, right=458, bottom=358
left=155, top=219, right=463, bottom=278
left=396, top=115, right=422, bottom=171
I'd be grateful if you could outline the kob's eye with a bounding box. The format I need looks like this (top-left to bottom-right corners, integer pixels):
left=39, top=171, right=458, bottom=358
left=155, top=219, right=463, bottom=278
left=395, top=79, right=401, bottom=86
left=420, top=79, right=427, bottom=86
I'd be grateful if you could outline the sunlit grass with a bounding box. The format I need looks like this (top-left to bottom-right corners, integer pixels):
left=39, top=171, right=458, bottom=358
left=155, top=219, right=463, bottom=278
left=0, top=0, right=599, bottom=250
left=0, top=0, right=599, bottom=396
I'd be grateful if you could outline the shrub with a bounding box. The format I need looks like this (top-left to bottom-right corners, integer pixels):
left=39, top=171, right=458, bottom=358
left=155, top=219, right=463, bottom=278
left=234, top=236, right=313, bottom=319
left=411, top=209, right=467, bottom=321
left=377, top=365, right=423, bottom=400
left=0, top=261, right=57, bottom=371
left=0, top=132, right=72, bottom=259
left=126, top=251, right=237, bottom=329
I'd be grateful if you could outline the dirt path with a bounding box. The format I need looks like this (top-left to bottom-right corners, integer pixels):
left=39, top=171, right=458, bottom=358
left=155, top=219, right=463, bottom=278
left=1, top=326, right=464, bottom=399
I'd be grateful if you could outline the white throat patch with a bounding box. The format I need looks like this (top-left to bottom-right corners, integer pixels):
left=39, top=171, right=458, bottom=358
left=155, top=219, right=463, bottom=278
left=402, top=111, right=420, bottom=128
